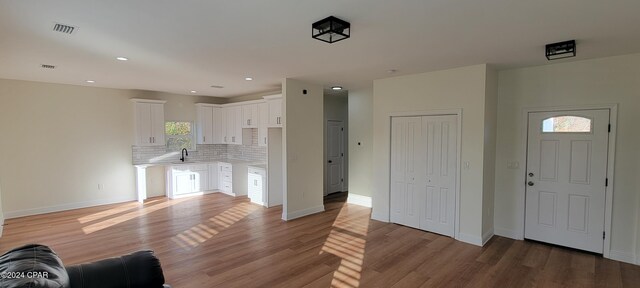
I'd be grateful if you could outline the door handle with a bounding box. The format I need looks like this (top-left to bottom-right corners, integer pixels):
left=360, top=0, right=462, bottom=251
left=527, top=181, right=534, bottom=186
left=528, top=172, right=534, bottom=177
left=328, top=160, right=333, bottom=163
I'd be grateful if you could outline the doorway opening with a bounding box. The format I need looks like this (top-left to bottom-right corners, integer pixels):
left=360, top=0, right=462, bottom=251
left=324, top=90, right=349, bottom=197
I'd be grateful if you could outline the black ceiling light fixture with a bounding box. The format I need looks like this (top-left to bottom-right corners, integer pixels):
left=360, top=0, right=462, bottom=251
left=312, top=16, right=350, bottom=43
left=546, top=40, right=576, bottom=60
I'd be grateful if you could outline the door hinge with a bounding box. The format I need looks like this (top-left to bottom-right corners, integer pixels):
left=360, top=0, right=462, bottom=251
left=341, top=127, right=344, bottom=131
left=603, top=231, right=606, bottom=239
left=608, top=124, right=611, bottom=132
left=341, top=153, right=344, bottom=157
left=341, top=178, right=344, bottom=182
left=605, top=178, right=608, bottom=187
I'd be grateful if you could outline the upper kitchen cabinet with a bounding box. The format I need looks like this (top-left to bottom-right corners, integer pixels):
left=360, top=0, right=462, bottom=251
left=258, top=102, right=268, bottom=147
left=196, top=104, right=214, bottom=144
left=226, top=105, right=243, bottom=145
left=264, top=95, right=282, bottom=128
left=132, top=99, right=166, bottom=146
left=241, top=104, right=258, bottom=128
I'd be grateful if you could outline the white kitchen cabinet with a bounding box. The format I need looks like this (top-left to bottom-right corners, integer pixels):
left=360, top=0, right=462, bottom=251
left=218, top=162, right=233, bottom=195
left=166, top=164, right=208, bottom=198
left=225, top=106, right=243, bottom=145
left=258, top=102, right=268, bottom=147
left=196, top=105, right=214, bottom=144
left=248, top=166, right=266, bottom=206
left=264, top=95, right=282, bottom=127
left=132, top=99, right=166, bottom=146
left=213, top=107, right=226, bottom=144
left=241, top=104, right=258, bottom=128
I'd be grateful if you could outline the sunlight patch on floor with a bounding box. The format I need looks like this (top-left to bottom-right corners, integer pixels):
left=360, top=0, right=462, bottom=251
left=77, top=199, right=161, bottom=224
left=171, top=202, right=259, bottom=250
left=81, top=198, right=188, bottom=234
left=320, top=206, right=369, bottom=288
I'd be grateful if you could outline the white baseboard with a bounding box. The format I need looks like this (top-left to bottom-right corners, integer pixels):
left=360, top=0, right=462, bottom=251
left=608, top=250, right=636, bottom=265
left=494, top=227, right=523, bottom=240
left=457, top=232, right=483, bottom=247
left=347, top=194, right=372, bottom=208
left=4, top=196, right=137, bottom=219
left=482, top=229, right=494, bottom=246
left=284, top=205, right=325, bottom=221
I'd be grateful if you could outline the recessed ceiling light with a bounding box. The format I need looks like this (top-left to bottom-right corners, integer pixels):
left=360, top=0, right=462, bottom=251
left=245, top=77, right=253, bottom=81
left=86, top=80, right=95, bottom=83
left=190, top=90, right=197, bottom=93
left=331, top=86, right=343, bottom=90
left=116, top=57, right=129, bottom=61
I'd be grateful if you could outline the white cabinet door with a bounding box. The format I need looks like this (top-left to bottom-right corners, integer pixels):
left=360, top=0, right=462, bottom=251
left=174, top=172, right=194, bottom=196
left=258, top=102, right=268, bottom=146
left=248, top=167, right=265, bottom=205
left=135, top=103, right=152, bottom=145
left=226, top=106, right=243, bottom=144
left=267, top=98, right=282, bottom=127
left=213, top=107, right=226, bottom=144
left=193, top=168, right=208, bottom=192
left=150, top=104, right=165, bottom=146
left=196, top=105, right=214, bottom=144
left=135, top=102, right=165, bottom=146
left=242, top=104, right=258, bottom=128
left=208, top=163, right=219, bottom=191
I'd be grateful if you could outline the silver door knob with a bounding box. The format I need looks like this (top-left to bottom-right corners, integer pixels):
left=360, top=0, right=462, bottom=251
left=527, top=181, right=534, bottom=186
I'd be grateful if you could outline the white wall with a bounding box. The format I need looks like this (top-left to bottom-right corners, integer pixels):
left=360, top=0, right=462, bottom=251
left=0, top=79, right=223, bottom=218
left=348, top=86, right=373, bottom=200
left=0, top=180, right=4, bottom=236
left=372, top=64, right=492, bottom=243
left=0, top=79, right=138, bottom=217
left=324, top=92, right=348, bottom=194
left=282, top=79, right=324, bottom=219
left=495, top=53, right=640, bottom=263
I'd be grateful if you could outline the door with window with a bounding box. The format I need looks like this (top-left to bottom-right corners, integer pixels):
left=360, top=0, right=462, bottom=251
left=525, top=109, right=610, bottom=253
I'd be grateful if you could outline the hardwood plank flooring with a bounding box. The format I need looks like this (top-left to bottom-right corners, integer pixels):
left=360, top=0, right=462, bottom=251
left=1, top=192, right=638, bottom=287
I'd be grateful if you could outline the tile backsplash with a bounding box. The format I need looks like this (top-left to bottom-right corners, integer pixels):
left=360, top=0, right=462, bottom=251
left=132, top=129, right=266, bottom=165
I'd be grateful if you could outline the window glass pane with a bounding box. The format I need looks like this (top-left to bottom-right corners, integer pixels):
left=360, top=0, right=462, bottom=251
left=166, top=136, right=193, bottom=151
left=165, top=122, right=192, bottom=135
left=542, top=116, right=592, bottom=133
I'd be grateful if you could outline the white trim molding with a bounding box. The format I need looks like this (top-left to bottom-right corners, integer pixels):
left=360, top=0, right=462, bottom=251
left=608, top=250, right=636, bottom=265
left=482, top=229, right=494, bottom=246
left=3, top=196, right=137, bottom=219
left=347, top=194, right=372, bottom=208
left=284, top=205, right=325, bottom=221
left=494, top=227, right=524, bottom=240
left=458, top=232, right=484, bottom=247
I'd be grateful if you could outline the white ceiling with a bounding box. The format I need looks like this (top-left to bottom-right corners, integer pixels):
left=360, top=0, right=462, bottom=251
left=1, top=0, right=639, bottom=97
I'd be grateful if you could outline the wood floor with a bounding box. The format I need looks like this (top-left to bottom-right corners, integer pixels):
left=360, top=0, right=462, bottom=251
left=1, top=193, right=638, bottom=287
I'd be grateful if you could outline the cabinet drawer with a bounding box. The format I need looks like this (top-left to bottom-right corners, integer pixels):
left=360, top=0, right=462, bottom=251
left=220, top=172, right=232, bottom=182
left=248, top=167, right=265, bottom=176
left=219, top=163, right=232, bottom=172
left=190, top=164, right=208, bottom=171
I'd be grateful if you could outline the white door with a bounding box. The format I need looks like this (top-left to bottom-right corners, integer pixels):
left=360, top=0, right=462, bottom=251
left=420, top=115, right=457, bottom=236
left=326, top=120, right=344, bottom=195
left=390, top=117, right=422, bottom=229
left=525, top=109, right=609, bottom=253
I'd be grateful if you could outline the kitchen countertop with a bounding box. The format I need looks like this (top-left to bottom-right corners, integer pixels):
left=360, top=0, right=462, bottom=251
left=134, top=159, right=266, bottom=168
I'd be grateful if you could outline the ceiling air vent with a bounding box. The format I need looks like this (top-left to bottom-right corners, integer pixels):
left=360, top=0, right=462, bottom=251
left=41, top=64, right=56, bottom=69
left=210, top=85, right=224, bottom=89
left=53, top=23, right=76, bottom=34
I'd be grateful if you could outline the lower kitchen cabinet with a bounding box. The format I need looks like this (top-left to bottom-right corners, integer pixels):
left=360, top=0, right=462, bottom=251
left=166, top=164, right=208, bottom=199
left=248, top=166, right=266, bottom=206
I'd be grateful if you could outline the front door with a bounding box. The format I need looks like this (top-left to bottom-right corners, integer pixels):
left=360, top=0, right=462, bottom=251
left=525, top=109, right=610, bottom=253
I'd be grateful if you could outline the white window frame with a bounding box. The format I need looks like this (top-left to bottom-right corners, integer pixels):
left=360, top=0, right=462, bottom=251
left=165, top=121, right=196, bottom=151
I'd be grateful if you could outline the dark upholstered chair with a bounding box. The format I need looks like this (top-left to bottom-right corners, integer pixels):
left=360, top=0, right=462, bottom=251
left=0, top=244, right=170, bottom=288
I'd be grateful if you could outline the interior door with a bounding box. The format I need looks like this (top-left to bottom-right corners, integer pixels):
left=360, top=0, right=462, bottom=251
left=326, top=120, right=344, bottom=195
left=420, top=115, right=457, bottom=237
left=390, top=117, right=422, bottom=229
left=525, top=109, right=609, bottom=253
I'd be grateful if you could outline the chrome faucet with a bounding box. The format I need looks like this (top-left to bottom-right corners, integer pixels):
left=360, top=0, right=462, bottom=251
left=180, top=148, right=189, bottom=162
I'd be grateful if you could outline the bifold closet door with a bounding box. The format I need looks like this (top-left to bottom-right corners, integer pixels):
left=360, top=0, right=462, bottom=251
left=390, top=117, right=422, bottom=229
left=390, top=115, right=457, bottom=237
left=419, top=115, right=457, bottom=237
